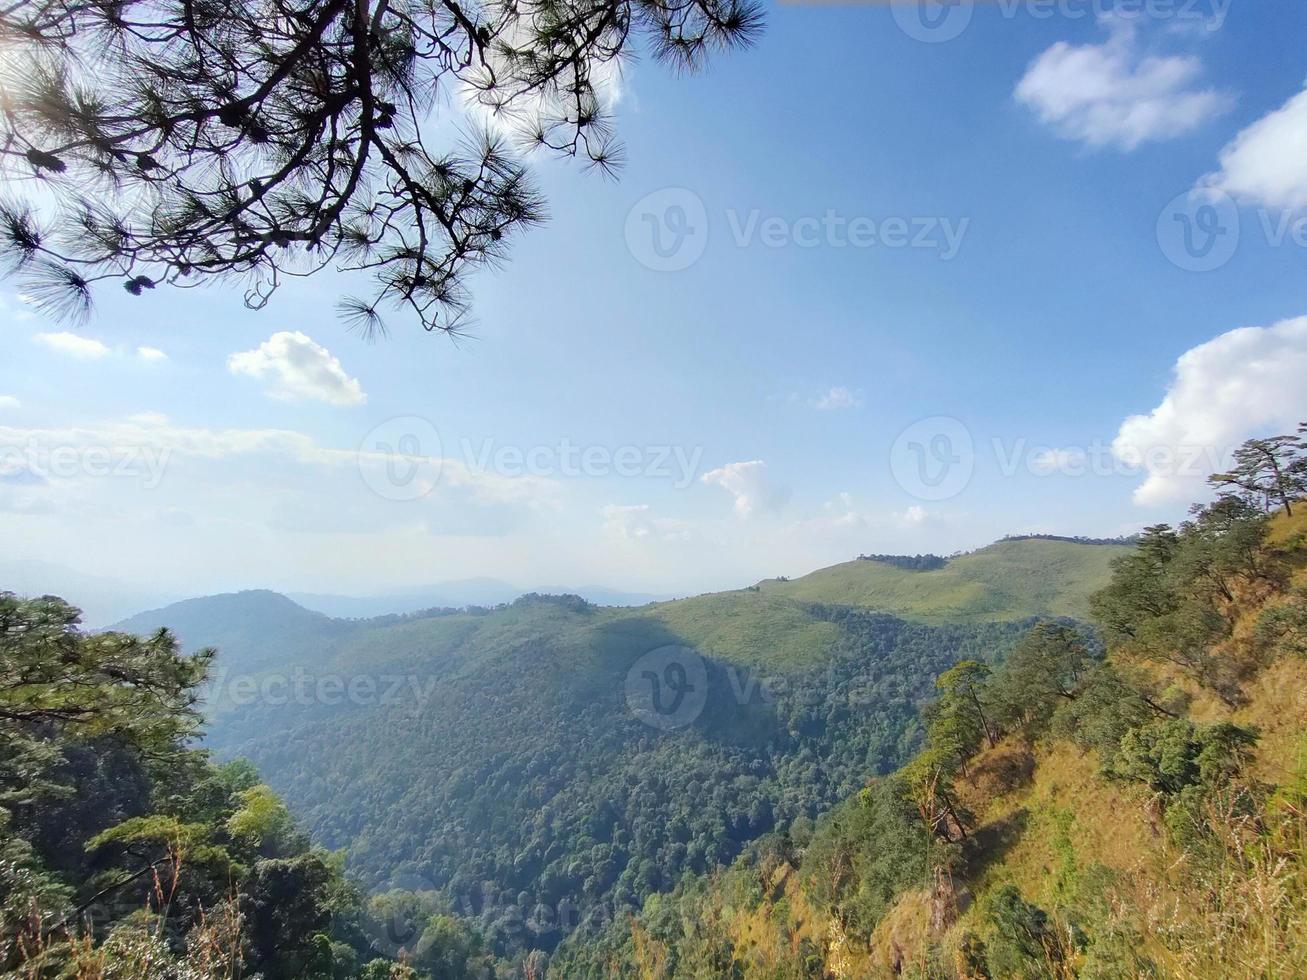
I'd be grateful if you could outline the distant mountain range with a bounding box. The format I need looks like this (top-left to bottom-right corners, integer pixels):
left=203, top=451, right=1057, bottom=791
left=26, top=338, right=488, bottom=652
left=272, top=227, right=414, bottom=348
left=0, top=558, right=183, bottom=628
left=0, top=559, right=674, bottom=627
left=286, top=580, right=676, bottom=618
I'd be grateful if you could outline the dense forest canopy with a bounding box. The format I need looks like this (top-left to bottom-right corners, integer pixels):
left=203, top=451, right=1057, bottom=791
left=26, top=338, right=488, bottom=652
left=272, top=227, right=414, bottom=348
left=122, top=589, right=1038, bottom=959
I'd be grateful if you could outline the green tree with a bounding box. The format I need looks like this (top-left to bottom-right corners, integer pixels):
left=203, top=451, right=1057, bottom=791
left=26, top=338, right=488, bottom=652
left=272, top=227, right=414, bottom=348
left=1089, top=524, right=1180, bottom=645
left=988, top=623, right=1091, bottom=739
left=928, top=660, right=997, bottom=763
left=983, top=885, right=1067, bottom=980
left=1208, top=435, right=1306, bottom=516
left=0, top=592, right=423, bottom=978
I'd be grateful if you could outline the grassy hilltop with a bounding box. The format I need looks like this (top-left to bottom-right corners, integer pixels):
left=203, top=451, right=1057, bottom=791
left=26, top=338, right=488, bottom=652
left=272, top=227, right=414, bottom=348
left=758, top=537, right=1130, bottom=624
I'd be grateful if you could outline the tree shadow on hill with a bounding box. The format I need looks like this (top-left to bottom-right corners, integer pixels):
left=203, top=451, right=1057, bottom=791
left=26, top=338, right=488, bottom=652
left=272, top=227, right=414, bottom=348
left=587, top=617, right=786, bottom=748
left=962, top=807, right=1030, bottom=877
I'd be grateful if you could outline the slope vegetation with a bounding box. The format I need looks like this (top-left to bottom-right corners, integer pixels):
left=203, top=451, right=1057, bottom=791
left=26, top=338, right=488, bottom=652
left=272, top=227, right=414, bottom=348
left=108, top=537, right=1122, bottom=958
left=759, top=538, right=1130, bottom=623
left=555, top=508, right=1307, bottom=978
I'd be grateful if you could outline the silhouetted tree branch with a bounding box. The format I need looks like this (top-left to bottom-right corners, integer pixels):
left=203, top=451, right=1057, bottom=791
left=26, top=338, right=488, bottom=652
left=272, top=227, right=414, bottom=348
left=0, top=0, right=762, bottom=334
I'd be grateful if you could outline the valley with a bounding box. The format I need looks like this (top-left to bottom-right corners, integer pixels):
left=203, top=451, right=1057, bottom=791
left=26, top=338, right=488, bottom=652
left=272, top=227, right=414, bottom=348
left=114, top=537, right=1128, bottom=956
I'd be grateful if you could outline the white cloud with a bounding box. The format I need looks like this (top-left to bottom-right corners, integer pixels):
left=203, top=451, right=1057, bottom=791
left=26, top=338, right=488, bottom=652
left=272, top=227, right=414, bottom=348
left=0, top=418, right=560, bottom=517
left=136, top=346, right=168, bottom=362
left=1113, top=316, right=1307, bottom=506
left=601, top=504, right=690, bottom=542
left=898, top=504, right=929, bottom=527
left=813, top=386, right=863, bottom=411
left=34, top=332, right=109, bottom=359
left=228, top=331, right=366, bottom=406
left=0, top=396, right=19, bottom=410
left=701, top=460, right=788, bottom=519
left=1015, top=18, right=1231, bottom=151
left=1200, top=89, right=1307, bottom=211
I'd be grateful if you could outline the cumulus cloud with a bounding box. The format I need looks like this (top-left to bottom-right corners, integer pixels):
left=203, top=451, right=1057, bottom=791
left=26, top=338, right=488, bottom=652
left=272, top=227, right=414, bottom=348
left=1015, top=18, right=1231, bottom=151
left=813, top=386, right=863, bottom=411
left=0, top=396, right=19, bottom=410
left=136, top=346, right=168, bottom=362
left=1200, top=89, right=1307, bottom=211
left=228, top=331, right=366, bottom=406
left=0, top=295, right=36, bottom=323
left=701, top=460, right=788, bottom=519
left=34, top=332, right=109, bottom=359
left=1113, top=316, right=1307, bottom=506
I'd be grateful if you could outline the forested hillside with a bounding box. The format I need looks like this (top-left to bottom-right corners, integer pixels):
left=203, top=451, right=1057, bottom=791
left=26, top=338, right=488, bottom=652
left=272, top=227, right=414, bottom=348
left=554, top=458, right=1307, bottom=977
left=107, top=538, right=1117, bottom=960
left=115, top=598, right=1024, bottom=957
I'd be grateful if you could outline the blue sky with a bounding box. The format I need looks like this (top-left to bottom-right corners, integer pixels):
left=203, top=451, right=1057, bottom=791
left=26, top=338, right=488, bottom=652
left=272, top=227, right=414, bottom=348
left=3, top=0, right=1307, bottom=602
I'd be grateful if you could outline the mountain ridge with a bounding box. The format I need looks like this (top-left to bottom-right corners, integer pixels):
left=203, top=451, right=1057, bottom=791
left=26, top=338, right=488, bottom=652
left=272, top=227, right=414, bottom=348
left=94, top=535, right=1133, bottom=958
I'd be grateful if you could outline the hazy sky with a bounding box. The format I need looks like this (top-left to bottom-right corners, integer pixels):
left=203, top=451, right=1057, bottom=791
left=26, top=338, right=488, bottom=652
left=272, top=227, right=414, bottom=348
left=3, top=1, right=1307, bottom=601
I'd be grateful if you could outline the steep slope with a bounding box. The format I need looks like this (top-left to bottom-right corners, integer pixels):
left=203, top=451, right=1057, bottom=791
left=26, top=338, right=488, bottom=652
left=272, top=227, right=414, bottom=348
left=759, top=537, right=1130, bottom=622
left=560, top=509, right=1306, bottom=978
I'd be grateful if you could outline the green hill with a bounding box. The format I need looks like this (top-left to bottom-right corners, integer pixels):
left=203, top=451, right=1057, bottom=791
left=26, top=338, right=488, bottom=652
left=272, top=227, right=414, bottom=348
left=553, top=510, right=1307, bottom=979
left=758, top=537, right=1131, bottom=622
left=108, top=537, right=1130, bottom=958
